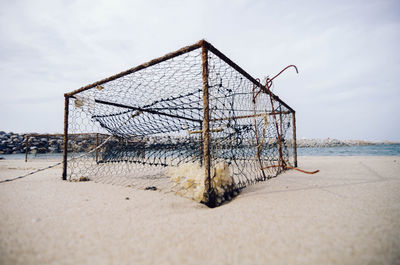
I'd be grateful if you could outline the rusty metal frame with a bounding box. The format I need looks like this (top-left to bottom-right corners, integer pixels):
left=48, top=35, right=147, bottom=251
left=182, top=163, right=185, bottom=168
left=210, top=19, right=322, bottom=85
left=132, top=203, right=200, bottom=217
left=62, top=94, right=69, bottom=180
left=292, top=112, right=298, bottom=167
left=211, top=112, right=291, bottom=122
left=202, top=41, right=295, bottom=113
left=24, top=135, right=29, bottom=162
left=200, top=41, right=215, bottom=207
left=62, top=39, right=297, bottom=187
left=65, top=39, right=293, bottom=114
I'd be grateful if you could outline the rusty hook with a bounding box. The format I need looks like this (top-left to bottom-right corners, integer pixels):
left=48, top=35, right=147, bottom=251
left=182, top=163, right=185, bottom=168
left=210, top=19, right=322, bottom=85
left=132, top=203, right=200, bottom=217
left=265, top=65, right=299, bottom=90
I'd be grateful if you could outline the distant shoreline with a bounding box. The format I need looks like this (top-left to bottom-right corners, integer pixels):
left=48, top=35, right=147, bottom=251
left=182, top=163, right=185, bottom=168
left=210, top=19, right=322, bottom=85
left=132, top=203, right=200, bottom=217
left=295, top=138, right=399, bottom=148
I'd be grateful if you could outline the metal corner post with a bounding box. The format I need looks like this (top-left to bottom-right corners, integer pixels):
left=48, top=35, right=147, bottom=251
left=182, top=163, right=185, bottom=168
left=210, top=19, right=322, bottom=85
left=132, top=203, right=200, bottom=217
left=292, top=111, right=298, bottom=167
left=95, top=133, right=99, bottom=163
left=25, top=135, right=29, bottom=162
left=201, top=41, right=213, bottom=206
left=62, top=94, right=70, bottom=180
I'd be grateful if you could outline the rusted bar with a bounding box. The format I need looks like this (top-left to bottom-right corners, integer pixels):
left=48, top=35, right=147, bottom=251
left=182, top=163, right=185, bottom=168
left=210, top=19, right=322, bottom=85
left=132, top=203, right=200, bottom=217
left=279, top=105, right=283, bottom=141
left=186, top=127, right=223, bottom=135
left=95, top=133, right=99, bottom=163
left=66, top=41, right=203, bottom=97
left=24, top=135, right=29, bottom=162
left=266, top=87, right=285, bottom=170
left=278, top=104, right=284, bottom=168
left=211, top=111, right=291, bottom=122
left=199, top=123, right=203, bottom=167
left=268, top=111, right=292, bottom=115
left=292, top=111, right=298, bottom=167
left=203, top=40, right=295, bottom=113
left=252, top=84, right=267, bottom=181
left=201, top=41, right=214, bottom=207
left=62, top=94, right=69, bottom=180
left=94, top=99, right=202, bottom=123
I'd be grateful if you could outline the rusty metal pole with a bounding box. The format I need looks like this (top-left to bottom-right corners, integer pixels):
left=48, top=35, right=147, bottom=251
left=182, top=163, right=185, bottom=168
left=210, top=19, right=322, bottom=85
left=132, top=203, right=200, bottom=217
left=62, top=94, right=70, bottom=180
left=292, top=111, right=298, bottom=167
left=278, top=104, right=284, bottom=168
left=25, top=135, right=29, bottom=162
left=201, top=41, right=214, bottom=207
left=95, top=133, right=99, bottom=163
left=279, top=105, right=283, bottom=138
left=199, top=123, right=203, bottom=167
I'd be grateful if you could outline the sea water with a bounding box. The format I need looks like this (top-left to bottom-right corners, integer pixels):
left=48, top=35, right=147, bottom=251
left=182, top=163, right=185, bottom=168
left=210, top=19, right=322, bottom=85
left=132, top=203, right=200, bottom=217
left=1, top=144, right=400, bottom=160
left=297, top=144, right=400, bottom=156
left=0, top=153, right=63, bottom=160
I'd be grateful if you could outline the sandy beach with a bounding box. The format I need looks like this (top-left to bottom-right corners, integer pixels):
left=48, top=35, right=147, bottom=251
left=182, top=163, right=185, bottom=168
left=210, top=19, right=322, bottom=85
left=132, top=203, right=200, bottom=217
left=0, top=156, right=399, bottom=265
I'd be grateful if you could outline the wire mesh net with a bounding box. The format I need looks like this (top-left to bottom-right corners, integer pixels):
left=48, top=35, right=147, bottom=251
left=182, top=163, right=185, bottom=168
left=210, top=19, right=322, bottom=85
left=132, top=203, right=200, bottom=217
left=64, top=40, right=296, bottom=207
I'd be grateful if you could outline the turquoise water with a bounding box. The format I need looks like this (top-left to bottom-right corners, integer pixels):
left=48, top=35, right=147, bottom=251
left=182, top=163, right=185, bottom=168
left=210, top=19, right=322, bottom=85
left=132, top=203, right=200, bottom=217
left=0, top=153, right=63, bottom=160
left=1, top=144, right=399, bottom=160
left=297, top=144, right=400, bottom=156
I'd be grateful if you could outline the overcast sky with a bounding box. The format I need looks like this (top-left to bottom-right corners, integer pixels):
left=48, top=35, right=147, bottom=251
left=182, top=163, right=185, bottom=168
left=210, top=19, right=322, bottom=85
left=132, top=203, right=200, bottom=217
left=0, top=0, right=399, bottom=141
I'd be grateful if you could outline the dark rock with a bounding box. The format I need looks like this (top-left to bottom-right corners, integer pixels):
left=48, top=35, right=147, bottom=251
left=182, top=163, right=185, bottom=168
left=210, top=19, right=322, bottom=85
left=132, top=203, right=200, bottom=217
left=37, top=147, right=48, bottom=153
left=48, top=147, right=58, bottom=153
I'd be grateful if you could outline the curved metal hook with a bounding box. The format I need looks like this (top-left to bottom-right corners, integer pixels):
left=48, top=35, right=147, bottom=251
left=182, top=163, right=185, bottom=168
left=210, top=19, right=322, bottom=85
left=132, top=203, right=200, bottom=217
left=265, top=64, right=298, bottom=89
left=270, top=65, right=298, bottom=82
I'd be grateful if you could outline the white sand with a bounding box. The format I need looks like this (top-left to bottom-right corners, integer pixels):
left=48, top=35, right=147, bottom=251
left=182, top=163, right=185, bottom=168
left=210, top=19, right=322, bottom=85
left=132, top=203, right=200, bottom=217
left=0, top=156, right=399, bottom=265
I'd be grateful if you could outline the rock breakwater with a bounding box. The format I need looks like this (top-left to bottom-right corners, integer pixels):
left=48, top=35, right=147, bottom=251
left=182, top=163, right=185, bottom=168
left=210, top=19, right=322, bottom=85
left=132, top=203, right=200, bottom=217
left=0, top=131, right=100, bottom=155
left=0, top=131, right=397, bottom=155
left=296, top=138, right=397, bottom=148
left=0, top=131, right=64, bottom=155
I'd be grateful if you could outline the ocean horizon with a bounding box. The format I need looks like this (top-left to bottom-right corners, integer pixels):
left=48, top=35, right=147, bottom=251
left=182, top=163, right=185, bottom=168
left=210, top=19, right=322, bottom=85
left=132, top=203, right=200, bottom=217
left=297, top=143, right=400, bottom=156
left=1, top=143, right=400, bottom=160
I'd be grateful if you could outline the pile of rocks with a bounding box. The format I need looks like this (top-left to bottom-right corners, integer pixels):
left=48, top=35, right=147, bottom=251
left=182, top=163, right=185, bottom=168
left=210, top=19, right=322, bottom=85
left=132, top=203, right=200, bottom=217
left=0, top=131, right=63, bottom=155
left=296, top=138, right=385, bottom=148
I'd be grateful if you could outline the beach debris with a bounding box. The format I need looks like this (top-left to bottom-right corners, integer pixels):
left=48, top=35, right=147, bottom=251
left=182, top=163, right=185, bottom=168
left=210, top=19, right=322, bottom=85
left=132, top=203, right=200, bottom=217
left=168, top=162, right=237, bottom=205
left=168, top=162, right=206, bottom=202
left=74, top=98, right=84, bottom=108
left=145, top=186, right=157, bottom=191
left=78, top=176, right=90, bottom=182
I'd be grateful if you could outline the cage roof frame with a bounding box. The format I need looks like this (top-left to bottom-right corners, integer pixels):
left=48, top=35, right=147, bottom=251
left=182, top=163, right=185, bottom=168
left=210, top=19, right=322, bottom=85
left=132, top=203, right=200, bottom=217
left=65, top=39, right=294, bottom=113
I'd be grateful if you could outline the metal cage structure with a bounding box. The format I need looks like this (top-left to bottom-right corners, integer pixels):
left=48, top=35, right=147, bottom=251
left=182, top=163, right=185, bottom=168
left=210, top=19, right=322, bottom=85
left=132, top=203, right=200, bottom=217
left=62, top=40, right=297, bottom=207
